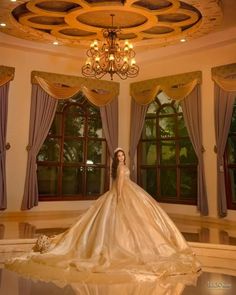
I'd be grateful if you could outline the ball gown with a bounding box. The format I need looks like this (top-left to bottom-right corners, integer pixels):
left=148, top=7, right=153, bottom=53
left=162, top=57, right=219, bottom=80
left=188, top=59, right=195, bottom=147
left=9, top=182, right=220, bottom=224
left=5, top=165, right=201, bottom=286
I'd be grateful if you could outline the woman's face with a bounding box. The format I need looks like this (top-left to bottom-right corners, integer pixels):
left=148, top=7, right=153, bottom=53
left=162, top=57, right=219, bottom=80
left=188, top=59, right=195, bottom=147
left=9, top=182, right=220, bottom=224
left=117, top=151, right=125, bottom=163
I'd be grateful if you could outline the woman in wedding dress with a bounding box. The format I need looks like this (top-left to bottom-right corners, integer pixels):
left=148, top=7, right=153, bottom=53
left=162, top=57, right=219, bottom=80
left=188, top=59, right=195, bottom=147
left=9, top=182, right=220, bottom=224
left=5, top=148, right=201, bottom=285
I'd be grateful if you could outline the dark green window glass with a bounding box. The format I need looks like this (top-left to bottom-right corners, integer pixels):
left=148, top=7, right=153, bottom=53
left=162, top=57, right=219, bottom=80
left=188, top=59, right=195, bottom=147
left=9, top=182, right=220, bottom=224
left=140, top=168, right=157, bottom=197
left=37, top=166, right=58, bottom=195
left=37, top=93, right=110, bottom=201
left=224, top=99, right=236, bottom=209
left=138, top=91, right=198, bottom=205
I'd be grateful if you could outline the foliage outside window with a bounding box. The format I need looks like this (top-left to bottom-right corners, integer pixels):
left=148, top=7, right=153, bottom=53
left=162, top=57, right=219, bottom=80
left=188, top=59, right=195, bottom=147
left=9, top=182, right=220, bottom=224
left=37, top=93, right=110, bottom=201
left=137, top=92, right=198, bottom=204
left=224, top=99, right=236, bottom=210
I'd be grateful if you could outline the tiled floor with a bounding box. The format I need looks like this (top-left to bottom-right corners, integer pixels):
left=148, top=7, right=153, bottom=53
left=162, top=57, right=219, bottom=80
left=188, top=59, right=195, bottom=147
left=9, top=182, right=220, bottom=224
left=0, top=268, right=235, bottom=295
left=0, top=212, right=236, bottom=294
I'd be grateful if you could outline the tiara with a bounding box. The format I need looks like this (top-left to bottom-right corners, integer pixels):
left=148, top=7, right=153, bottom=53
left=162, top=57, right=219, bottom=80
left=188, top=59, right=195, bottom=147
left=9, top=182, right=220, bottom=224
left=113, top=147, right=124, bottom=154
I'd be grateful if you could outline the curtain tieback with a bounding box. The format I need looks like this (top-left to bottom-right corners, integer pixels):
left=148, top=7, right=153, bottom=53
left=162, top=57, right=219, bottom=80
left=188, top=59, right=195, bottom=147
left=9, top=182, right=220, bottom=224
left=26, top=144, right=32, bottom=151
left=0, top=142, right=11, bottom=157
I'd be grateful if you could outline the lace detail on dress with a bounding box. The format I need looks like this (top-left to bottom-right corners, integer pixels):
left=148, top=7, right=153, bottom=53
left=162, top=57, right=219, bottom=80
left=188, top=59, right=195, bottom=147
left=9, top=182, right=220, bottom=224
left=32, top=235, right=51, bottom=253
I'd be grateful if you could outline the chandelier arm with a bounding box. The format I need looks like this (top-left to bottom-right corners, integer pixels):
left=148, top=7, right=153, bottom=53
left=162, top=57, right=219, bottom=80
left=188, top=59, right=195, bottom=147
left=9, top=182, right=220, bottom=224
left=82, top=15, right=139, bottom=80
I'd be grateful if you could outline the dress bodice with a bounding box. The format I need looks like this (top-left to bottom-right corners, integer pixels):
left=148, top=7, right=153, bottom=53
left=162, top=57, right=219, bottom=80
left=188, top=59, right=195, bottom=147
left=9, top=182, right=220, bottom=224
left=123, top=165, right=130, bottom=179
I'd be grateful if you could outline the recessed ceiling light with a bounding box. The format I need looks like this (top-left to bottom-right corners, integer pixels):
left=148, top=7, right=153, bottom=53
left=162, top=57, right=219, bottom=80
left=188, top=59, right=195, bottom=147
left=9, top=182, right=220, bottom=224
left=0, top=23, right=6, bottom=27
left=11, top=0, right=17, bottom=2
left=180, top=38, right=186, bottom=42
left=53, top=41, right=59, bottom=45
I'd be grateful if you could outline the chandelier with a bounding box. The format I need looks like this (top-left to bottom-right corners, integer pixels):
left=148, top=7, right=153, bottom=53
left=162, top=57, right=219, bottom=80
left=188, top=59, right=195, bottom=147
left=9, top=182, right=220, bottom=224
left=81, top=14, right=139, bottom=80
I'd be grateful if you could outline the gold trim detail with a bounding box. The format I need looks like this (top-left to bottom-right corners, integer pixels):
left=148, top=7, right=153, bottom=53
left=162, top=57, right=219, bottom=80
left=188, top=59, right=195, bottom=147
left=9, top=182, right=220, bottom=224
left=0, top=65, right=15, bottom=86
left=31, top=70, right=119, bottom=96
left=211, top=63, right=236, bottom=78
left=130, top=71, right=202, bottom=93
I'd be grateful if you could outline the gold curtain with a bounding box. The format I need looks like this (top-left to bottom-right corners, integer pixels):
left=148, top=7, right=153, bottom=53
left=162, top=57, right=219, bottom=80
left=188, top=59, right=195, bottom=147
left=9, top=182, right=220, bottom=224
left=212, top=63, right=236, bottom=78
left=35, top=76, right=117, bottom=107
left=131, top=79, right=199, bottom=105
left=212, top=75, right=236, bottom=92
left=0, top=75, right=13, bottom=87
left=0, top=65, right=15, bottom=86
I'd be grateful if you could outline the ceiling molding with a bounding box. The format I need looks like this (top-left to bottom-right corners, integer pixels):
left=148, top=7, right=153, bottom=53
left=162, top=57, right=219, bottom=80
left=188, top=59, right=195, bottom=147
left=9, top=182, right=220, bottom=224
left=0, top=0, right=223, bottom=48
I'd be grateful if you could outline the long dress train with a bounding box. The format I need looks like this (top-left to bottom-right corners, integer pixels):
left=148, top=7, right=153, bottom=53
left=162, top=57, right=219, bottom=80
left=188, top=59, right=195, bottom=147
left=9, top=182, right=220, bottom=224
left=5, top=166, right=201, bottom=285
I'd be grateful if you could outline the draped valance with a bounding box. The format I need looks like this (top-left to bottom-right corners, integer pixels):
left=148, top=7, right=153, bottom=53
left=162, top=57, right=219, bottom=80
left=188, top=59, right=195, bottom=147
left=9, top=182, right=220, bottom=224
left=212, top=63, right=236, bottom=92
left=212, top=63, right=236, bottom=79
left=32, top=71, right=119, bottom=106
left=0, top=65, right=15, bottom=87
left=212, top=75, right=236, bottom=92
left=130, top=71, right=201, bottom=105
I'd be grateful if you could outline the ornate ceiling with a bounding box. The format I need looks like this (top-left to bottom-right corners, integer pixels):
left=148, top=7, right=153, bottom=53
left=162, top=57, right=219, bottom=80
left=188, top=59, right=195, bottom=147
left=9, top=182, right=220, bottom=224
left=0, top=0, right=222, bottom=47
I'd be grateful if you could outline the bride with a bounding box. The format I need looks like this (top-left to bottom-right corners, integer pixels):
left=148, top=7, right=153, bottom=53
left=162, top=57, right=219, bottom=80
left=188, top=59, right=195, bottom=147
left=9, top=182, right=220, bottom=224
left=5, top=148, right=201, bottom=284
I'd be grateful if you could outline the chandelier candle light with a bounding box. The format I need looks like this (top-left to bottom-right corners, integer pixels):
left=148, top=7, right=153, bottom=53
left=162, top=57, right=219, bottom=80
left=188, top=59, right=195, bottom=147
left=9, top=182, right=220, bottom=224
left=82, top=14, right=139, bottom=80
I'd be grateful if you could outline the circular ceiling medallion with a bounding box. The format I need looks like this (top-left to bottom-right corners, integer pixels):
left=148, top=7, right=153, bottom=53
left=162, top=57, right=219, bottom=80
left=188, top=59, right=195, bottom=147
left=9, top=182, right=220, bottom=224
left=0, top=0, right=222, bottom=47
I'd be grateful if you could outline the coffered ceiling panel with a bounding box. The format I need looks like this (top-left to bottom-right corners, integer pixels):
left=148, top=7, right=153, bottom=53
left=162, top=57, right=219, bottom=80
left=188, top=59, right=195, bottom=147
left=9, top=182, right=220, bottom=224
left=0, top=0, right=223, bottom=47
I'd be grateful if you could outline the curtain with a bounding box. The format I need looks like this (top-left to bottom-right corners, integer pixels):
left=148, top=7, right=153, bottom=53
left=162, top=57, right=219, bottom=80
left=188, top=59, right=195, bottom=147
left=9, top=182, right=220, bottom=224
left=214, top=82, right=236, bottom=217
left=0, top=82, right=10, bottom=210
left=21, top=85, right=58, bottom=210
left=100, top=96, right=118, bottom=157
left=22, top=77, right=118, bottom=209
left=181, top=85, right=208, bottom=216
left=129, top=99, right=148, bottom=181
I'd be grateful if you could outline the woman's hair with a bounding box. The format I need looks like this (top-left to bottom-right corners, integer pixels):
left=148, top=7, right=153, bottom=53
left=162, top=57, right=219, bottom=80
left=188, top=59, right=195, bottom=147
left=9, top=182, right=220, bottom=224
left=111, top=149, right=126, bottom=180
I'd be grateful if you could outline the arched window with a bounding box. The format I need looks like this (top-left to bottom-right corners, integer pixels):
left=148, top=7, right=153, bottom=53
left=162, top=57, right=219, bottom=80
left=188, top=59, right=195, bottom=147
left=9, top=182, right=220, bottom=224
left=224, top=98, right=236, bottom=210
left=137, top=92, right=198, bottom=204
left=37, top=93, right=110, bottom=201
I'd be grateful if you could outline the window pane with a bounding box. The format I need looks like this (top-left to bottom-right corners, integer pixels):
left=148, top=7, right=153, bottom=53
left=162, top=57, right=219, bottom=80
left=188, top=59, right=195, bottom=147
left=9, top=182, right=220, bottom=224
left=88, top=118, right=103, bottom=138
left=229, top=108, right=236, bottom=132
left=140, top=142, right=156, bottom=165
left=63, top=140, right=83, bottom=162
left=65, top=116, right=84, bottom=136
left=160, top=169, right=176, bottom=197
left=37, top=138, right=60, bottom=162
left=227, top=137, right=236, bottom=163
left=159, top=106, right=175, bottom=115
left=177, top=115, right=188, bottom=137
left=141, top=169, right=157, bottom=197
left=159, top=116, right=176, bottom=138
left=147, top=101, right=158, bottom=114
left=62, top=167, right=83, bottom=195
left=48, top=114, right=61, bottom=136
left=87, top=168, right=106, bottom=195
left=160, top=140, right=176, bottom=164
left=88, top=140, right=106, bottom=164
left=157, top=92, right=171, bottom=105
left=179, top=139, right=198, bottom=164
left=229, top=168, right=236, bottom=204
left=87, top=105, right=99, bottom=116
left=173, top=101, right=183, bottom=113
left=37, top=166, right=58, bottom=195
left=180, top=168, right=197, bottom=198
left=66, top=104, right=84, bottom=115
left=142, top=119, right=156, bottom=139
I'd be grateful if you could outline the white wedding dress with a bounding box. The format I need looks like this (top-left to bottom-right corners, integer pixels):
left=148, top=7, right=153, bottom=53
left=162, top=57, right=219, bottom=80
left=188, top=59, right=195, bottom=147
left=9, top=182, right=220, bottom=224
left=5, top=165, right=201, bottom=286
